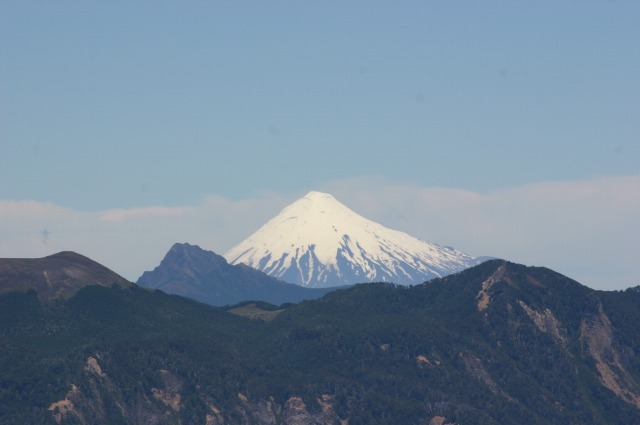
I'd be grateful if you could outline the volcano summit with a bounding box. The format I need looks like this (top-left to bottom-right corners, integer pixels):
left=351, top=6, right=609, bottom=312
left=224, top=191, right=488, bottom=288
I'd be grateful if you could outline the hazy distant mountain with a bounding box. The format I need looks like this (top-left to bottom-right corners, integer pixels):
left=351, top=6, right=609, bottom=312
left=225, top=191, right=489, bottom=287
left=3, top=259, right=640, bottom=424
left=0, top=251, right=131, bottom=303
left=137, top=243, right=338, bottom=306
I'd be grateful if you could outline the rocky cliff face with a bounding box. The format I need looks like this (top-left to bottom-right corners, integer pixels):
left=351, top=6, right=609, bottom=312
left=48, top=358, right=459, bottom=425
left=48, top=355, right=348, bottom=425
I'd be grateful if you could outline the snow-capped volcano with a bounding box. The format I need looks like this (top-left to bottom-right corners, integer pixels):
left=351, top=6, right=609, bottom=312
left=224, top=191, right=487, bottom=288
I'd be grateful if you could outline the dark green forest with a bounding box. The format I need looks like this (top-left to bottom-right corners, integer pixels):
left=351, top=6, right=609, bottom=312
left=1, top=260, right=639, bottom=424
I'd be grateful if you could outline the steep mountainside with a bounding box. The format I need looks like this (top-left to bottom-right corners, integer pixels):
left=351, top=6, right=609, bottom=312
left=1, top=257, right=640, bottom=424
left=137, top=243, right=338, bottom=306
left=225, top=191, right=488, bottom=287
left=0, top=251, right=131, bottom=302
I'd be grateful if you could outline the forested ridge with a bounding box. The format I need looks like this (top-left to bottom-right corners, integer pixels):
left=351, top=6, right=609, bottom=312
left=1, top=259, right=639, bottom=424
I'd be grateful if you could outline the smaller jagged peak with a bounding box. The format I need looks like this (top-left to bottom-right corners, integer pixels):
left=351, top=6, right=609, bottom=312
left=138, top=243, right=229, bottom=288
left=167, top=242, right=199, bottom=255
left=165, top=243, right=196, bottom=262
left=165, top=243, right=224, bottom=262
left=167, top=243, right=220, bottom=259
left=158, top=243, right=231, bottom=277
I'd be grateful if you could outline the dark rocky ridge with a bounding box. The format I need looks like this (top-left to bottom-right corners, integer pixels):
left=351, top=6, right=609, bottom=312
left=137, top=243, right=339, bottom=306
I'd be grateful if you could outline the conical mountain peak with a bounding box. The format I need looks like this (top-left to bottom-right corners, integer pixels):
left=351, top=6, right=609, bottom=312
left=303, top=190, right=334, bottom=200
left=281, top=191, right=350, bottom=217
left=224, top=192, right=487, bottom=288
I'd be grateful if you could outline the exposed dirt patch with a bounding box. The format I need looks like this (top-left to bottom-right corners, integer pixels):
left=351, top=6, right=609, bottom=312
left=48, top=384, right=84, bottom=424
left=476, top=264, right=509, bottom=312
left=317, top=394, right=335, bottom=413
left=581, top=303, right=640, bottom=408
left=285, top=396, right=307, bottom=412
left=518, top=301, right=568, bottom=349
left=416, top=354, right=432, bottom=368
left=85, top=356, right=106, bottom=378
left=151, top=369, right=183, bottom=412
left=429, top=416, right=456, bottom=425
left=151, top=388, right=181, bottom=412
left=460, top=353, right=500, bottom=394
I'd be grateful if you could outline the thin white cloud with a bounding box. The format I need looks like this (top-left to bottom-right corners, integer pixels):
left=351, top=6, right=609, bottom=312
left=0, top=195, right=289, bottom=282
left=0, top=176, right=638, bottom=290
left=99, top=206, right=191, bottom=223
left=321, top=175, right=640, bottom=290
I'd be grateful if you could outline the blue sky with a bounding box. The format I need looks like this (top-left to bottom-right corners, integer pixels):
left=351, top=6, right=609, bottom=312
left=1, top=1, right=639, bottom=289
